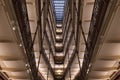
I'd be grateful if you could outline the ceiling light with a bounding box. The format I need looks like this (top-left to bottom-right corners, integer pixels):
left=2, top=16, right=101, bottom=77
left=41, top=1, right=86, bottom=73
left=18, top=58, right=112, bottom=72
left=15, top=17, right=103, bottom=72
left=27, top=68, right=31, bottom=73
left=12, top=27, right=16, bottom=30
left=87, top=69, right=89, bottom=74
left=89, top=63, right=92, bottom=68
left=58, top=72, right=61, bottom=75
left=19, top=43, right=22, bottom=47
left=25, top=63, right=28, bottom=67
left=29, top=69, right=31, bottom=72
left=27, top=69, right=29, bottom=73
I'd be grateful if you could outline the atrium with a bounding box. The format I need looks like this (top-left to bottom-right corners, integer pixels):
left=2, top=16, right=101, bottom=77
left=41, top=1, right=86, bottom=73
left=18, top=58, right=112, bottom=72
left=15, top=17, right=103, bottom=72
left=0, top=0, right=120, bottom=80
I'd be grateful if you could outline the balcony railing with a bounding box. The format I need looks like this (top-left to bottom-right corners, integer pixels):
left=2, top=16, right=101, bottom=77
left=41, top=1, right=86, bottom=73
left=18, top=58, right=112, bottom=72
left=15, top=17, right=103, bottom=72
left=12, top=0, right=38, bottom=80
left=77, top=0, right=110, bottom=79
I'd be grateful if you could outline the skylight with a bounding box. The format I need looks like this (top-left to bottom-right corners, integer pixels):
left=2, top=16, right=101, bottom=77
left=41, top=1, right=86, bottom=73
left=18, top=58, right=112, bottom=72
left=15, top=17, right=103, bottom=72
left=53, top=0, right=66, bottom=23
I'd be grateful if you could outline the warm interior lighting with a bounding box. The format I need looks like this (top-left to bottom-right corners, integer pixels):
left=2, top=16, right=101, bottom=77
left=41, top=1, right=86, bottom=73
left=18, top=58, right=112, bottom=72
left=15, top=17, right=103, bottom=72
left=19, top=43, right=22, bottom=47
left=12, top=27, right=16, bottom=30
left=58, top=72, right=61, bottom=74
left=27, top=69, right=29, bottom=73
left=56, top=35, right=62, bottom=39
left=57, top=24, right=62, bottom=27
left=56, top=70, right=63, bottom=73
left=56, top=53, right=64, bottom=56
left=56, top=29, right=62, bottom=33
left=87, top=69, right=89, bottom=74
left=25, top=63, right=28, bottom=67
left=55, top=65, right=63, bottom=68
left=56, top=43, right=63, bottom=47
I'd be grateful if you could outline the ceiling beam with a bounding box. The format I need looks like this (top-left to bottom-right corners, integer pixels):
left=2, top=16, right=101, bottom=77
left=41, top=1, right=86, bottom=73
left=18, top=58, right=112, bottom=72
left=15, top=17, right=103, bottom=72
left=99, top=55, right=120, bottom=61
left=89, top=75, right=110, bottom=79
left=93, top=67, right=118, bottom=71
left=0, top=56, right=22, bottom=61
left=29, top=19, right=35, bottom=22
left=9, top=76, right=28, bottom=79
left=2, top=67, right=27, bottom=72
left=26, top=2, right=33, bottom=5
left=86, top=2, right=94, bottom=5
left=83, top=19, right=91, bottom=22
left=106, top=40, right=120, bottom=43
left=0, top=40, right=14, bottom=43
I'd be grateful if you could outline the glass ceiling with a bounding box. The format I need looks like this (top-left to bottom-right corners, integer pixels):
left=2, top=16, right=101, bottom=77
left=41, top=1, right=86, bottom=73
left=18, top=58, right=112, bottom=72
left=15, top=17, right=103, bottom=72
left=53, top=0, right=66, bottom=23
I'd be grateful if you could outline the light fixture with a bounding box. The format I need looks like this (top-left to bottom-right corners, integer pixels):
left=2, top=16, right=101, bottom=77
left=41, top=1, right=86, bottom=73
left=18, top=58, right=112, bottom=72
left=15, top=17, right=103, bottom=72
left=12, top=27, right=16, bottom=30
left=29, top=69, right=31, bottom=72
left=87, top=69, right=89, bottom=74
left=58, top=72, right=61, bottom=75
left=27, top=68, right=31, bottom=73
left=27, top=69, right=29, bottom=73
left=89, top=63, right=92, bottom=68
left=25, top=63, right=28, bottom=67
left=19, top=43, right=22, bottom=47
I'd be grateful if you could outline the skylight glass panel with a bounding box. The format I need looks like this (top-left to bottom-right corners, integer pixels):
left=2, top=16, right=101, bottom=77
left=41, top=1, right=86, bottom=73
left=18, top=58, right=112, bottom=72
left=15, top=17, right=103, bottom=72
left=56, top=12, right=63, bottom=13
left=53, top=1, right=65, bottom=4
left=55, top=9, right=64, bottom=11
left=53, top=0, right=66, bottom=23
left=55, top=6, right=64, bottom=8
